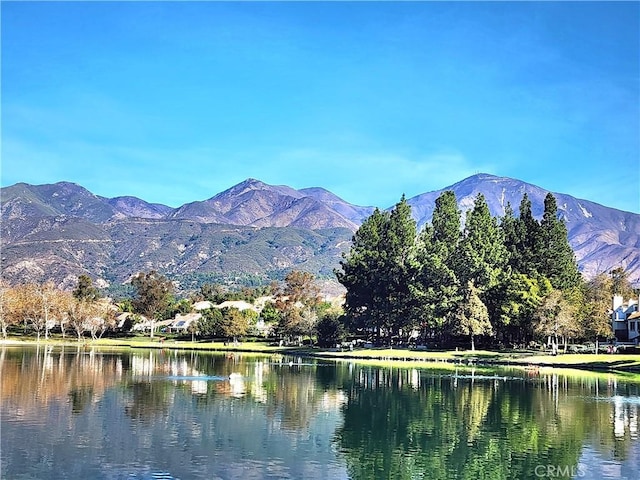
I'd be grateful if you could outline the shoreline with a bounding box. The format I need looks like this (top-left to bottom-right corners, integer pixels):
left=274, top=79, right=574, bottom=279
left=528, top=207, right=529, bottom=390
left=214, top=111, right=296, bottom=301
left=3, top=337, right=640, bottom=375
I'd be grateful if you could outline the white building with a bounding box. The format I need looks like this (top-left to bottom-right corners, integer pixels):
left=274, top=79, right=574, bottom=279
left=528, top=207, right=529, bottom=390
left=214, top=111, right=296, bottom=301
left=612, top=295, right=640, bottom=343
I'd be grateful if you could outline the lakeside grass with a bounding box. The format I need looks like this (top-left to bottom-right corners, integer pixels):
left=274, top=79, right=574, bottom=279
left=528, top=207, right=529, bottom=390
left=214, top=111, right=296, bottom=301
left=4, top=335, right=640, bottom=374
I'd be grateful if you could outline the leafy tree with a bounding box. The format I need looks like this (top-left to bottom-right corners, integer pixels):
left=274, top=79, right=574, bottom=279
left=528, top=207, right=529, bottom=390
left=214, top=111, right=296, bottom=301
left=260, top=301, right=281, bottom=325
left=278, top=270, right=321, bottom=309
left=84, top=300, right=115, bottom=340
left=539, top=193, right=581, bottom=290
left=490, top=272, right=549, bottom=347
left=274, top=270, right=322, bottom=342
left=164, top=298, right=192, bottom=319
left=454, top=281, right=492, bottom=351
left=581, top=273, right=615, bottom=352
left=196, top=307, right=223, bottom=337
left=315, top=313, right=346, bottom=347
left=219, top=307, right=250, bottom=340
left=0, top=283, right=35, bottom=338
left=0, top=281, right=14, bottom=339
left=38, top=281, right=62, bottom=340
left=609, top=267, right=635, bottom=297
left=196, top=307, right=250, bottom=340
left=131, top=270, right=174, bottom=338
left=66, top=297, right=95, bottom=341
left=57, top=291, right=75, bottom=338
left=13, top=284, right=46, bottom=341
left=533, top=289, right=578, bottom=354
left=198, top=283, right=230, bottom=303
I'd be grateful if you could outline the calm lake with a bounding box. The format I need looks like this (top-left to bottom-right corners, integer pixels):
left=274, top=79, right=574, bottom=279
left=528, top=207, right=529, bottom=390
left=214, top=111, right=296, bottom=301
left=1, top=346, right=640, bottom=480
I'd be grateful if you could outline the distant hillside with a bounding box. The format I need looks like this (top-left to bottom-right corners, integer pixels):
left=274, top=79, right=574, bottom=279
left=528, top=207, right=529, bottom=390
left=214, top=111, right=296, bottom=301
left=1, top=174, right=638, bottom=292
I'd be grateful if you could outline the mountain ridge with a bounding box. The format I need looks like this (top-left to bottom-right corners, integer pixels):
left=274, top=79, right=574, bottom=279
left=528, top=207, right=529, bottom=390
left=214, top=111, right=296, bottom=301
left=1, top=173, right=638, bottom=290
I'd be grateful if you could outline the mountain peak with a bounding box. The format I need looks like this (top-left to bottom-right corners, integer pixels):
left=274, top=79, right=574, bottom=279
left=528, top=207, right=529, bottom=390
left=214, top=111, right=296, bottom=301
left=240, top=178, right=267, bottom=188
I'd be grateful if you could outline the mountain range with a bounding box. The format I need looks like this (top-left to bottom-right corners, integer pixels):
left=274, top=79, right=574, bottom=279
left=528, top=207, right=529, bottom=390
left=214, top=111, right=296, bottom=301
left=1, top=174, right=638, bottom=293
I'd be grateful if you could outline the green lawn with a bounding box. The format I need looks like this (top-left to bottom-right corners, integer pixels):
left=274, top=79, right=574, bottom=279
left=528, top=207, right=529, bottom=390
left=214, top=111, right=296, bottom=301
left=513, top=353, right=640, bottom=370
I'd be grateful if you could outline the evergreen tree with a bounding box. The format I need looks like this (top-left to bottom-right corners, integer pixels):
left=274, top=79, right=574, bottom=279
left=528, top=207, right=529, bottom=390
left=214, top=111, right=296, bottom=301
left=336, top=197, right=416, bottom=343
left=431, top=191, right=461, bottom=262
left=539, top=193, right=581, bottom=290
left=411, top=191, right=462, bottom=342
left=513, top=193, right=543, bottom=277
left=383, top=195, right=418, bottom=338
left=500, top=203, right=521, bottom=271
left=315, top=313, right=346, bottom=348
left=336, top=208, right=389, bottom=337
left=457, top=193, right=507, bottom=291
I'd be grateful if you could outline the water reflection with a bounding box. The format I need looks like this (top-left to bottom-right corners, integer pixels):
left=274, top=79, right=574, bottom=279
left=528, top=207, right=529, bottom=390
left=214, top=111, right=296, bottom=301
left=1, top=346, right=640, bottom=479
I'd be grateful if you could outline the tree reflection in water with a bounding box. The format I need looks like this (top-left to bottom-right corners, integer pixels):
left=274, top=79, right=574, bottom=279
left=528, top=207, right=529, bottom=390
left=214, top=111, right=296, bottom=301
left=335, top=366, right=640, bottom=480
left=1, top=347, right=640, bottom=480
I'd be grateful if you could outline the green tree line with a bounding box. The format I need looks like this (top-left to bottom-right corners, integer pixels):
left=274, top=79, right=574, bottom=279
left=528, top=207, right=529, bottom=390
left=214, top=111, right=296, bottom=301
left=336, top=191, right=630, bottom=350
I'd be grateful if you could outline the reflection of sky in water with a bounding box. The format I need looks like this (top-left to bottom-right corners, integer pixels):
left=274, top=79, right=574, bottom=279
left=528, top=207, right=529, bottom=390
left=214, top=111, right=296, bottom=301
left=579, top=444, right=640, bottom=480
left=575, top=394, right=640, bottom=480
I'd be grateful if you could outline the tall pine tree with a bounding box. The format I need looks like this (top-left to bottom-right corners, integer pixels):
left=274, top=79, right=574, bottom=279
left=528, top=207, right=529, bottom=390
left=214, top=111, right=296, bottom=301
left=539, top=193, right=581, bottom=290
left=336, top=208, right=389, bottom=336
left=455, top=194, right=508, bottom=339
left=412, top=191, right=462, bottom=342
left=336, top=196, right=417, bottom=343
left=383, top=195, right=418, bottom=338
left=456, top=193, right=507, bottom=291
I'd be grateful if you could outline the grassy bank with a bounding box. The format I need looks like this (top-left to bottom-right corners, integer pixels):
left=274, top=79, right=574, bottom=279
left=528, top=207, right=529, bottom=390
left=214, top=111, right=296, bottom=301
left=3, top=336, right=640, bottom=374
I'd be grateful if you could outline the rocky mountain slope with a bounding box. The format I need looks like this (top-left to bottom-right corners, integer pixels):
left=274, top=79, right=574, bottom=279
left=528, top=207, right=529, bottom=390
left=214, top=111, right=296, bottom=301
left=1, top=174, right=638, bottom=292
left=407, top=174, right=640, bottom=282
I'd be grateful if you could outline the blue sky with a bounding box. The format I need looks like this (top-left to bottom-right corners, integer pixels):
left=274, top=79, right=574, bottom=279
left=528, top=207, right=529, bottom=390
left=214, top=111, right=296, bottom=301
left=2, top=1, right=638, bottom=212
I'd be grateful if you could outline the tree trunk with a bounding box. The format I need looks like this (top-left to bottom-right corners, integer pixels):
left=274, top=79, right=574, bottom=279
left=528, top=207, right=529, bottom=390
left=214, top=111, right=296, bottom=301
left=595, top=338, right=599, bottom=355
left=470, top=334, right=475, bottom=351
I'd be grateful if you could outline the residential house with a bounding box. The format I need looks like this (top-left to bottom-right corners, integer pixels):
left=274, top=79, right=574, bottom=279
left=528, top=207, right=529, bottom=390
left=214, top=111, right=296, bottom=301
left=612, top=295, right=640, bottom=343
left=168, top=312, right=202, bottom=333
